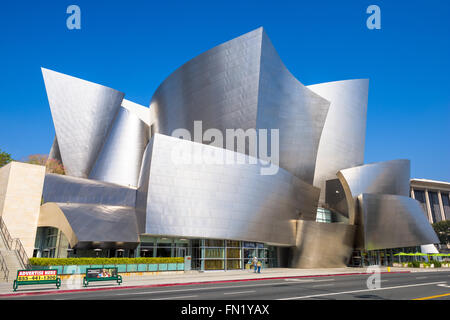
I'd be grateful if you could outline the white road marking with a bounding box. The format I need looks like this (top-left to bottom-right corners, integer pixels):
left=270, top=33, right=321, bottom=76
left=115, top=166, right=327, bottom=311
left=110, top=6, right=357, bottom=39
left=111, top=279, right=336, bottom=296
left=437, top=283, right=450, bottom=288
left=152, top=295, right=198, bottom=300
left=312, top=284, right=334, bottom=288
left=278, top=281, right=446, bottom=300
left=416, top=276, right=428, bottom=279
left=224, top=290, right=256, bottom=295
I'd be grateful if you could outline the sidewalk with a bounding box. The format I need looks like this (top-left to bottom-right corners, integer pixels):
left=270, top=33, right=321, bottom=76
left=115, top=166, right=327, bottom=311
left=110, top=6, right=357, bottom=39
left=0, top=266, right=447, bottom=297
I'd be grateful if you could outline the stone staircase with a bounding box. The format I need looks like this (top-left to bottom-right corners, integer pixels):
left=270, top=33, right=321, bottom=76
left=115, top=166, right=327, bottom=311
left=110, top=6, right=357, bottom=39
left=0, top=218, right=28, bottom=282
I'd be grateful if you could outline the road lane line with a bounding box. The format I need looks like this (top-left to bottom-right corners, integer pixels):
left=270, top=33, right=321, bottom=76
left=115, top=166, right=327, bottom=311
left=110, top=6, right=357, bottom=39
left=111, top=281, right=303, bottom=296
left=224, top=290, right=256, bottom=295
left=312, top=284, right=334, bottom=288
left=416, top=276, right=427, bottom=279
left=278, top=281, right=446, bottom=300
left=413, top=292, right=450, bottom=300
left=152, top=295, right=198, bottom=300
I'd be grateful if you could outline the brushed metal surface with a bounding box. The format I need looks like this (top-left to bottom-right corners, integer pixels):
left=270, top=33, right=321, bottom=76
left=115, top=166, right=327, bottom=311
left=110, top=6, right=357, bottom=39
left=42, top=68, right=124, bottom=178
left=337, top=159, right=411, bottom=224
left=48, top=136, right=62, bottom=162
left=150, top=27, right=330, bottom=184
left=89, top=106, right=149, bottom=187
left=43, top=173, right=136, bottom=207
left=308, top=79, right=369, bottom=203
left=289, top=220, right=356, bottom=268
left=357, top=194, right=439, bottom=250
left=256, top=31, right=330, bottom=183
left=137, top=133, right=320, bottom=246
left=121, top=99, right=151, bottom=126
left=55, top=202, right=138, bottom=247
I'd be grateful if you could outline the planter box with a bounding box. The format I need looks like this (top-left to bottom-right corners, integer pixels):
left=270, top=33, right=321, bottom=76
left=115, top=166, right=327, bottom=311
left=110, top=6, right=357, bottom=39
left=138, top=264, right=147, bottom=272
left=148, top=264, right=158, bottom=272
left=31, top=262, right=182, bottom=274
left=126, top=264, right=138, bottom=272
left=158, top=264, right=168, bottom=271
left=168, top=263, right=177, bottom=271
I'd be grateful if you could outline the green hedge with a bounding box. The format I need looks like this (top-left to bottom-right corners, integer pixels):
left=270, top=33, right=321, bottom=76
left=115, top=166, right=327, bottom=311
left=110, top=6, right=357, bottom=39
left=29, top=257, right=184, bottom=266
left=407, top=261, right=442, bottom=268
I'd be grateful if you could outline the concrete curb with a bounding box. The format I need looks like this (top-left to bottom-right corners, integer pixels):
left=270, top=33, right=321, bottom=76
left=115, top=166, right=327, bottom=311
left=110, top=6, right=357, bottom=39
left=0, top=271, right=411, bottom=298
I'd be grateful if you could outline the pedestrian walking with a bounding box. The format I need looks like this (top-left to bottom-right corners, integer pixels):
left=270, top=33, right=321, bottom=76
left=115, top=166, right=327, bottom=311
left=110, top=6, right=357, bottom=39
left=257, top=260, right=262, bottom=273
left=252, top=256, right=258, bottom=273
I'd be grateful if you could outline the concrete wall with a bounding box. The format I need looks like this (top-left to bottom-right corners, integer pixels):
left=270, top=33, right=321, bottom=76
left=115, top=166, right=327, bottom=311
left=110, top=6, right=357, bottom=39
left=0, top=162, right=46, bottom=257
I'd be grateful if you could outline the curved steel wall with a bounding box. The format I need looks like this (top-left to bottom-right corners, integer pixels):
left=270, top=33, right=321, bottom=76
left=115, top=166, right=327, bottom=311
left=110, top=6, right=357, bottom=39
left=358, top=194, right=439, bottom=250
left=150, top=28, right=263, bottom=137
left=43, top=173, right=136, bottom=207
left=256, top=31, right=330, bottom=184
left=42, top=68, right=124, bottom=178
left=337, top=159, right=410, bottom=224
left=150, top=28, right=330, bottom=184
left=289, top=220, right=356, bottom=268
left=89, top=107, right=149, bottom=187
left=137, top=134, right=320, bottom=246
left=308, top=79, right=369, bottom=202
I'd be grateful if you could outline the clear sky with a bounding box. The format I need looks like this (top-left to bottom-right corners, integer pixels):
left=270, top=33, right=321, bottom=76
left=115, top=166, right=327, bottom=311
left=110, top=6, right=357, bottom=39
left=0, top=0, right=448, bottom=181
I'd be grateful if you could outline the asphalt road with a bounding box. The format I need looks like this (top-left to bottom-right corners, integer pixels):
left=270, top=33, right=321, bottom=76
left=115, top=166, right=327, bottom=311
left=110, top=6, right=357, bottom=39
left=3, top=271, right=450, bottom=300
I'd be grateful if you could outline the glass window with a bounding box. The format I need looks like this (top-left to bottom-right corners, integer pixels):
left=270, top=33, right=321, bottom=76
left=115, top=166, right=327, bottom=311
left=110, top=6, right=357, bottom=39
left=156, top=247, right=171, bottom=257
left=243, top=242, right=256, bottom=248
left=226, top=248, right=240, bottom=259
left=441, top=192, right=450, bottom=220
left=205, top=248, right=224, bottom=258
left=414, top=190, right=428, bottom=218
left=204, top=260, right=224, bottom=270
left=227, top=260, right=241, bottom=270
left=428, top=192, right=442, bottom=223
left=204, top=239, right=224, bottom=247
left=226, top=240, right=240, bottom=247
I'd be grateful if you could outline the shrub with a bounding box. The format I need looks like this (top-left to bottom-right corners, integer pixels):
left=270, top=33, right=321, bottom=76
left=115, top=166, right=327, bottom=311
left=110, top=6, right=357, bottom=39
left=410, top=261, right=420, bottom=268
left=430, top=260, right=442, bottom=268
left=29, top=257, right=184, bottom=266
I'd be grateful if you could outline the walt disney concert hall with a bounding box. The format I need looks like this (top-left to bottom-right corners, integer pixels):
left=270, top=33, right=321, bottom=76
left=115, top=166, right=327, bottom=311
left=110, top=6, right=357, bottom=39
left=35, top=27, right=438, bottom=270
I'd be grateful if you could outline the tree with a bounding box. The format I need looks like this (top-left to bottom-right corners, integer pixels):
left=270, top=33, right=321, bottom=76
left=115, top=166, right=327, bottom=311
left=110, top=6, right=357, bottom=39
left=0, top=149, right=13, bottom=168
left=25, top=154, right=65, bottom=175
left=432, top=220, right=450, bottom=245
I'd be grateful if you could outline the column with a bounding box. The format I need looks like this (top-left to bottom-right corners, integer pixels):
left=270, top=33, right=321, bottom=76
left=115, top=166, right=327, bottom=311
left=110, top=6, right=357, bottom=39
left=424, top=189, right=434, bottom=223
left=437, top=191, right=446, bottom=221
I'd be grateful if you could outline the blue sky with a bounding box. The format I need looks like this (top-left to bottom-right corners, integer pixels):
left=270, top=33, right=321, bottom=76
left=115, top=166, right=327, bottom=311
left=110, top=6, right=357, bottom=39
left=0, top=0, right=448, bottom=181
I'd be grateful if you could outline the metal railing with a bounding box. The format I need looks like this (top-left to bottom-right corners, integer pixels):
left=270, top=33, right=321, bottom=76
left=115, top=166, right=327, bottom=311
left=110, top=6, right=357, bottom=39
left=0, top=216, right=29, bottom=269
left=0, top=251, right=8, bottom=281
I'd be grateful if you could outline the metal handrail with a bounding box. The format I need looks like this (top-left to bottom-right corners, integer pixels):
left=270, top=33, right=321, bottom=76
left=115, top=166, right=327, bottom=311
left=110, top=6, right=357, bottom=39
left=0, top=216, right=29, bottom=269
left=0, top=217, right=13, bottom=249
left=13, top=238, right=29, bottom=269
left=0, top=251, right=8, bottom=281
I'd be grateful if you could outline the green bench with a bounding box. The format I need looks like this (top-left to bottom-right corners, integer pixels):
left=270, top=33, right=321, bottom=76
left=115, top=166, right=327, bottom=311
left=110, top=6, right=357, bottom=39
left=13, top=269, right=61, bottom=292
left=83, top=267, right=122, bottom=287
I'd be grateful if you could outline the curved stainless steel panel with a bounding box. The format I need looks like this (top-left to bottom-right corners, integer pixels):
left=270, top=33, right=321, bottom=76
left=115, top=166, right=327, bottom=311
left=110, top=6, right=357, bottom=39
left=337, top=159, right=411, bottom=224
left=150, top=28, right=330, bottom=183
left=42, top=68, right=124, bottom=178
left=48, top=136, right=62, bottom=162
left=42, top=173, right=136, bottom=207
left=256, top=31, right=330, bottom=183
left=150, top=28, right=262, bottom=137
left=89, top=107, right=149, bottom=187
left=138, top=134, right=320, bottom=246
left=121, top=99, right=151, bottom=126
left=358, top=194, right=439, bottom=250
left=56, top=202, right=138, bottom=245
left=308, top=79, right=369, bottom=203
left=289, top=220, right=356, bottom=268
